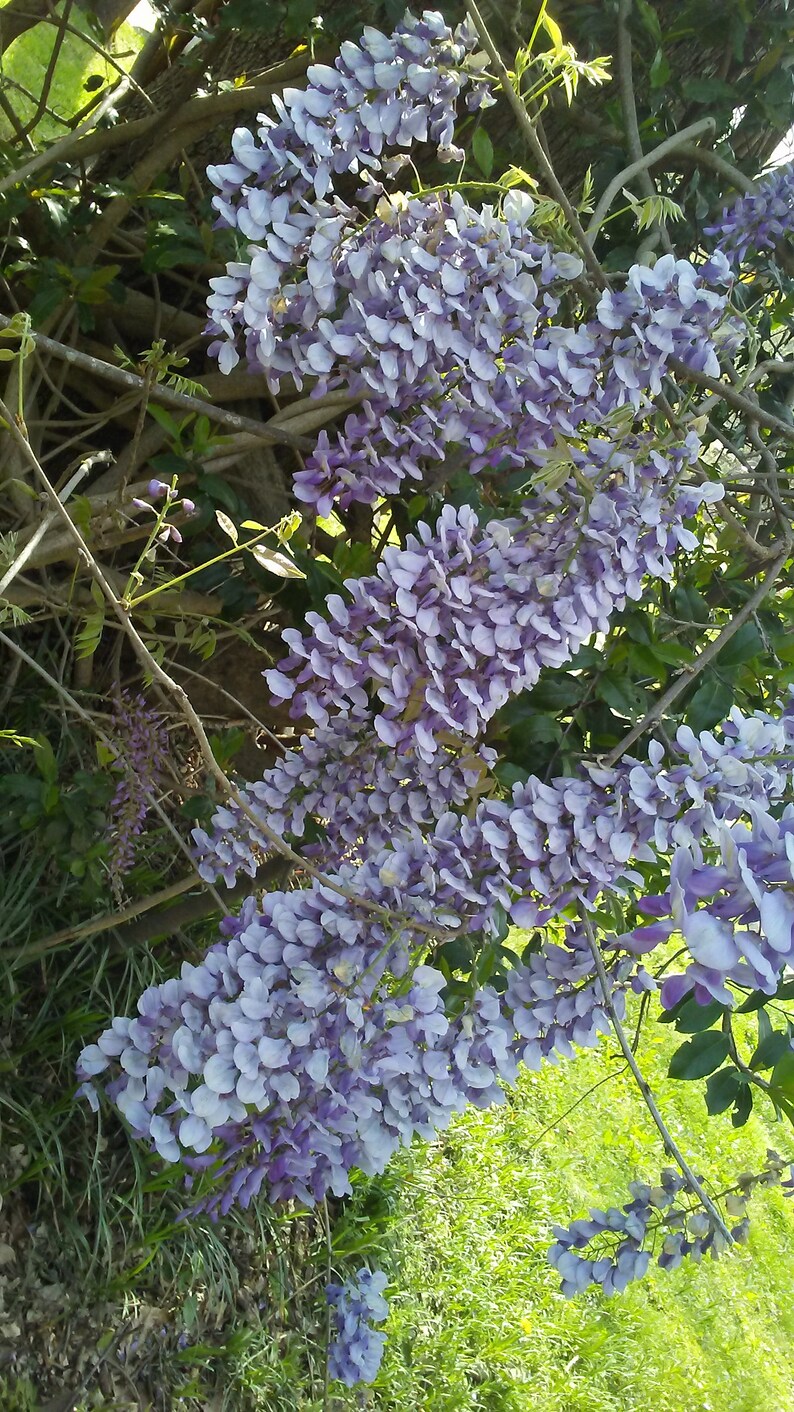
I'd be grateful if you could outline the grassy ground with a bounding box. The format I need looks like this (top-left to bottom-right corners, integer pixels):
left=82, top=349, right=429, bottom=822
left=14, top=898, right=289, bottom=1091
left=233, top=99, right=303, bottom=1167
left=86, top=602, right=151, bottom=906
left=359, top=1024, right=794, bottom=1412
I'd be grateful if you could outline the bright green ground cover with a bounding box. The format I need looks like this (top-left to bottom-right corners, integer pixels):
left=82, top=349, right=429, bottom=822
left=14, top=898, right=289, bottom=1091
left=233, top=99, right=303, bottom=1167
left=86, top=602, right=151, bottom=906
left=348, top=1022, right=794, bottom=1412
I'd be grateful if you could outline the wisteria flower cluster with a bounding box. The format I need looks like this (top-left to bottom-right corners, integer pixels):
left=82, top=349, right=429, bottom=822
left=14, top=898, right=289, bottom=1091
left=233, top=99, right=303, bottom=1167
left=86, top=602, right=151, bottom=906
left=630, top=807, right=794, bottom=1009
left=326, top=1267, right=389, bottom=1386
left=106, top=691, right=169, bottom=877
left=706, top=159, right=794, bottom=267
left=550, top=1151, right=794, bottom=1297
left=77, top=869, right=522, bottom=1215
left=192, top=714, right=497, bottom=884
left=207, top=7, right=730, bottom=516
left=267, top=453, right=721, bottom=762
left=549, top=1168, right=720, bottom=1296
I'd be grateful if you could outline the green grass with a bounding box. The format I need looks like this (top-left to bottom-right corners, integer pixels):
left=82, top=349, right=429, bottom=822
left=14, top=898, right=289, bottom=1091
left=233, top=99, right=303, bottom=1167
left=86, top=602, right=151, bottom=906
left=358, top=1023, right=794, bottom=1412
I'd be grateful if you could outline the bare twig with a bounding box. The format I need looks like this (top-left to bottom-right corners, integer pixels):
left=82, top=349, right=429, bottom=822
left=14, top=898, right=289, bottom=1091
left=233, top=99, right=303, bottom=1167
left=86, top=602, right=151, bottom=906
left=0, top=510, right=54, bottom=595
left=615, top=0, right=673, bottom=254
left=0, top=74, right=136, bottom=195
left=605, top=542, right=791, bottom=764
left=581, top=916, right=732, bottom=1241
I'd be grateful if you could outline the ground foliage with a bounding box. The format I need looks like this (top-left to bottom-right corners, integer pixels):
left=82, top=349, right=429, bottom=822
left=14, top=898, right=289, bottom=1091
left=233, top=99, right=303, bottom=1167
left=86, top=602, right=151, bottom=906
left=0, top=0, right=793, bottom=1404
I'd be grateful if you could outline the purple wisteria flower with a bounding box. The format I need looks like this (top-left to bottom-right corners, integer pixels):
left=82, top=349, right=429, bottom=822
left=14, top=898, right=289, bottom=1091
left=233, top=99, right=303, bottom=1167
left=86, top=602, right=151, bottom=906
left=550, top=1152, right=794, bottom=1296
left=706, top=160, right=794, bottom=267
left=547, top=1168, right=721, bottom=1296
left=327, top=1267, right=388, bottom=1386
left=192, top=715, right=497, bottom=884
left=266, top=443, right=721, bottom=762
left=630, top=807, right=794, bottom=1009
left=106, top=691, right=169, bottom=877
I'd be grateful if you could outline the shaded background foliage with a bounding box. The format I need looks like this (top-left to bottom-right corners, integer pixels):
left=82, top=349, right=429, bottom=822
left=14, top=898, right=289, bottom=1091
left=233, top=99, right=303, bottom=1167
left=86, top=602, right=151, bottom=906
left=0, top=0, right=794, bottom=1404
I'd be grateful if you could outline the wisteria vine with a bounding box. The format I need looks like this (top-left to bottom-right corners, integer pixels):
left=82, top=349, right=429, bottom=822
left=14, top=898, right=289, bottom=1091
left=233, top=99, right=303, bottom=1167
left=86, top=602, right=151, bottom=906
left=78, top=9, right=794, bottom=1387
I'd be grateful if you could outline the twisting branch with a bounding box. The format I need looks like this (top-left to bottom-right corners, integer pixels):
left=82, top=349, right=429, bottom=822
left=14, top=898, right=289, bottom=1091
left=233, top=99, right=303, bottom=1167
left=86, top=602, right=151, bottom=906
left=673, top=142, right=757, bottom=197
left=580, top=916, right=732, bottom=1242
left=605, top=541, right=791, bottom=765
left=464, top=0, right=608, bottom=290
left=586, top=119, right=716, bottom=242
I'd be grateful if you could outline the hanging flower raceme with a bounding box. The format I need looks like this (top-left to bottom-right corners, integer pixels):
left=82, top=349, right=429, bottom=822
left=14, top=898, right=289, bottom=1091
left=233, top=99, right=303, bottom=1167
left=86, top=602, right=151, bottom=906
left=206, top=9, right=492, bottom=375
left=629, top=808, right=794, bottom=1009
left=192, top=714, right=497, bottom=885
left=550, top=1151, right=794, bottom=1297
left=705, top=160, right=794, bottom=268
left=326, top=1267, right=389, bottom=1386
left=105, top=691, right=169, bottom=877
left=266, top=444, right=720, bottom=762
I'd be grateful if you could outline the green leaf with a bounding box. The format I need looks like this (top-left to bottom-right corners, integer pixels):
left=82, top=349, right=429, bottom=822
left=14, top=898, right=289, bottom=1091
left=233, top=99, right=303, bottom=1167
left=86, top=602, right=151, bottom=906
left=649, top=48, right=670, bottom=87
left=771, top=1049, right=794, bottom=1096
left=541, top=10, right=564, bottom=49
left=33, top=734, right=57, bottom=785
left=673, top=585, right=710, bottom=623
left=674, top=998, right=726, bottom=1034
left=529, top=675, right=584, bottom=711
left=634, top=0, right=662, bottom=43
left=75, top=606, right=106, bottom=660
left=668, top=1030, right=730, bottom=1080
left=749, top=1030, right=791, bottom=1070
left=472, top=127, right=494, bottom=178
left=736, top=988, right=773, bottom=1013
left=215, top=510, right=238, bottom=544
left=251, top=545, right=306, bottom=579
left=596, top=673, right=646, bottom=718
left=681, top=76, right=737, bottom=104
left=686, top=675, right=734, bottom=732
left=716, top=621, right=764, bottom=667
left=197, top=474, right=239, bottom=514
left=705, top=1066, right=743, bottom=1115
left=731, top=1085, right=753, bottom=1127
left=147, top=404, right=183, bottom=440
